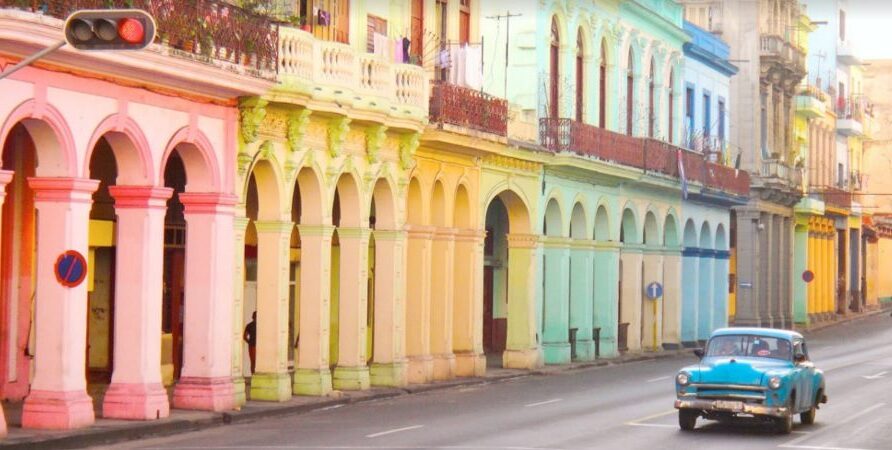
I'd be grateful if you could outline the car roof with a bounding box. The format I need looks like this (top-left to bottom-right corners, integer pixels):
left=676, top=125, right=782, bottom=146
left=709, top=327, right=803, bottom=340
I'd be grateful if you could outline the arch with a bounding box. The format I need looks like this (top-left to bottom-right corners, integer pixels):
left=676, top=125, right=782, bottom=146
left=371, top=177, right=398, bottom=230
left=715, top=224, right=728, bottom=251
left=431, top=179, right=447, bottom=227
left=543, top=197, right=563, bottom=237
left=620, top=206, right=639, bottom=244
left=84, top=114, right=153, bottom=185
left=160, top=127, right=221, bottom=192
left=594, top=204, right=610, bottom=241
left=406, top=177, right=425, bottom=225
left=333, top=171, right=363, bottom=227
left=664, top=211, right=680, bottom=247
left=699, top=222, right=713, bottom=249
left=484, top=189, right=531, bottom=235
left=683, top=219, right=698, bottom=247
left=294, top=166, right=325, bottom=225
left=454, top=183, right=472, bottom=229
left=0, top=100, right=76, bottom=176
left=248, top=159, right=283, bottom=221
left=570, top=202, right=587, bottom=239
left=643, top=210, right=659, bottom=247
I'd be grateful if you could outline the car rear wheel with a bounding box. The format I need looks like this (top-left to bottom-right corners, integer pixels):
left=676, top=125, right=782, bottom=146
left=679, top=409, right=698, bottom=431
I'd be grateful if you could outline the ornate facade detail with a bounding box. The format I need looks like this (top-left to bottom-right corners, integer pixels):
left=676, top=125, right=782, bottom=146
left=287, top=109, right=312, bottom=153
left=327, top=116, right=351, bottom=158
left=365, top=125, right=388, bottom=164
left=398, top=133, right=420, bottom=170
left=482, top=154, right=541, bottom=173
left=239, top=98, right=268, bottom=144
left=258, top=140, right=275, bottom=161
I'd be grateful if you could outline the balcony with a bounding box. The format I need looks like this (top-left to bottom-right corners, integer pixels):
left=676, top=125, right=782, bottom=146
left=836, top=96, right=865, bottom=137
left=760, top=34, right=806, bottom=80
left=2, top=0, right=279, bottom=74
left=837, top=39, right=861, bottom=66
left=760, top=159, right=802, bottom=190
left=823, top=186, right=852, bottom=210
left=796, top=85, right=827, bottom=118
left=430, top=81, right=508, bottom=136
left=277, top=27, right=427, bottom=121
left=539, top=118, right=750, bottom=198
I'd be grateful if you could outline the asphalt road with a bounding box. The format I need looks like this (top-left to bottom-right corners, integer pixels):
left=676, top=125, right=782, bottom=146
left=99, top=313, right=892, bottom=450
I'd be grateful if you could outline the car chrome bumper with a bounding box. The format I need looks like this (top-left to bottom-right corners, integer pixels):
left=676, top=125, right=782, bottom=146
left=675, top=399, right=790, bottom=418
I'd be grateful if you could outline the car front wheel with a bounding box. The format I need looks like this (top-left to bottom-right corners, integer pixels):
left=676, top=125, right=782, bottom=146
left=775, top=414, right=793, bottom=434
left=678, top=409, right=698, bottom=431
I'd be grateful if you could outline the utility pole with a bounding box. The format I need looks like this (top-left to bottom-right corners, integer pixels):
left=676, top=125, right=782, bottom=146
left=486, top=11, right=522, bottom=99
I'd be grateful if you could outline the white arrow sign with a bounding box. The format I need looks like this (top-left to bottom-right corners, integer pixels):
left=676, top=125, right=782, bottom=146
left=862, top=371, right=887, bottom=380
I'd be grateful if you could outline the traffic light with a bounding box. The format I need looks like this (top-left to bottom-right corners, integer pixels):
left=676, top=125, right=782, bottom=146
left=64, top=9, right=156, bottom=51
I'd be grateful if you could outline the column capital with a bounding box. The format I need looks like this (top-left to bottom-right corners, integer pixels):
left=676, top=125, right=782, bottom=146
left=621, top=243, right=646, bottom=253
left=254, top=220, right=294, bottom=233
left=372, top=229, right=407, bottom=241
left=714, top=250, right=731, bottom=260
left=108, top=186, right=173, bottom=209
left=541, top=236, right=572, bottom=248
left=0, top=169, right=13, bottom=187
left=405, top=224, right=436, bottom=239
left=298, top=223, right=336, bottom=237
left=27, top=177, right=99, bottom=203
left=453, top=228, right=485, bottom=242
left=337, top=226, right=372, bottom=239
left=661, top=245, right=683, bottom=255
left=593, top=240, right=622, bottom=251
left=432, top=227, right=458, bottom=241
left=699, top=249, right=717, bottom=258
left=569, top=239, right=597, bottom=250
left=642, top=246, right=665, bottom=255
left=179, top=192, right=238, bottom=215
left=682, top=247, right=701, bottom=257
left=506, top=233, right=540, bottom=249
left=234, top=215, right=250, bottom=231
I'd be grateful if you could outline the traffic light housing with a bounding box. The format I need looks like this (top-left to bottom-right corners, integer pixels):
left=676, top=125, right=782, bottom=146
left=64, top=9, right=156, bottom=51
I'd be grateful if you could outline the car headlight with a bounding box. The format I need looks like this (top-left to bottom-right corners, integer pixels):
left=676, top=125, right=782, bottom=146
left=768, top=376, right=782, bottom=390
left=676, top=372, right=690, bottom=386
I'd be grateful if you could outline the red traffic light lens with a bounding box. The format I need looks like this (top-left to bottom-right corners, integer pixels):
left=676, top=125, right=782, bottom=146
left=117, top=18, right=145, bottom=44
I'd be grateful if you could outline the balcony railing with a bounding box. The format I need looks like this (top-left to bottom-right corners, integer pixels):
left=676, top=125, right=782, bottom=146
left=2, top=0, right=280, bottom=71
left=823, top=186, right=852, bottom=210
left=430, top=81, right=508, bottom=136
left=539, top=118, right=750, bottom=198
left=278, top=27, right=427, bottom=113
left=760, top=34, right=806, bottom=74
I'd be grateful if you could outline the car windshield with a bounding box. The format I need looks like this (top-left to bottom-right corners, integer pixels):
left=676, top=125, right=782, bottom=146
left=705, top=335, right=792, bottom=361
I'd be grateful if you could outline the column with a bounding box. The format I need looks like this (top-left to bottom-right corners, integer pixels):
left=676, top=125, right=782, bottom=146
left=542, top=236, right=571, bottom=364
left=231, top=216, right=249, bottom=406
left=792, top=223, right=807, bottom=326
left=172, top=193, right=237, bottom=412
left=21, top=178, right=98, bottom=429
left=680, top=246, right=700, bottom=345
left=0, top=171, right=11, bottom=436
left=697, top=249, right=715, bottom=342
left=503, top=234, right=542, bottom=369
left=430, top=228, right=456, bottom=380
left=713, top=248, right=730, bottom=330
left=733, top=209, right=761, bottom=326
left=661, top=246, right=682, bottom=349
left=780, top=217, right=792, bottom=327
left=761, top=213, right=775, bottom=327
left=292, top=224, right=334, bottom=396
left=641, top=247, right=664, bottom=351
left=619, top=244, right=644, bottom=352
left=333, top=227, right=371, bottom=390
left=453, top=229, right=486, bottom=376
left=593, top=242, right=620, bottom=357
left=102, top=186, right=173, bottom=420
left=806, top=227, right=816, bottom=323
left=405, top=225, right=433, bottom=383
left=569, top=240, right=595, bottom=361
left=369, top=230, right=409, bottom=386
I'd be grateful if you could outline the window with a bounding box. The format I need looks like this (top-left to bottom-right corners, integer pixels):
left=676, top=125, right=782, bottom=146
left=304, top=0, right=350, bottom=44
left=718, top=99, right=726, bottom=143
left=599, top=40, right=608, bottom=128
left=685, top=86, right=694, bottom=144
left=703, top=93, right=711, bottom=139
left=410, top=0, right=423, bottom=61
left=838, top=163, right=845, bottom=188
left=839, top=9, right=846, bottom=41
left=626, top=48, right=634, bottom=136
left=550, top=18, right=560, bottom=119
left=648, top=59, right=655, bottom=138
left=668, top=71, right=674, bottom=143
left=460, top=0, right=470, bottom=44
left=576, top=29, right=584, bottom=122
left=760, top=92, right=768, bottom=156
left=367, top=15, right=387, bottom=53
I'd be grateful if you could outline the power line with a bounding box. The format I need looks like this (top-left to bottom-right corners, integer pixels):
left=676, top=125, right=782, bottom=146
left=485, top=11, right=522, bottom=100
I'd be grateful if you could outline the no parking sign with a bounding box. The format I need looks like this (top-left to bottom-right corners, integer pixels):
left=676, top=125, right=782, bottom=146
left=55, top=250, right=87, bottom=288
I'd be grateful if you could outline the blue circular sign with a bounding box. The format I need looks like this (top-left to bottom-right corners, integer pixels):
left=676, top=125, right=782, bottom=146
left=55, top=250, right=87, bottom=288
left=645, top=282, right=663, bottom=300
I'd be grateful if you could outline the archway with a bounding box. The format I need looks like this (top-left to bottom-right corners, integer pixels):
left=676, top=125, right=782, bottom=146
left=569, top=202, right=594, bottom=361
left=713, top=224, right=729, bottom=331
left=681, top=219, right=699, bottom=345
left=452, top=183, right=482, bottom=376
left=641, top=211, right=661, bottom=350
left=541, top=197, right=569, bottom=364
left=428, top=180, right=454, bottom=380
left=697, top=222, right=714, bottom=343
left=404, top=177, right=431, bottom=383
left=368, top=177, right=402, bottom=385
left=661, top=213, right=681, bottom=347
left=618, top=207, right=640, bottom=353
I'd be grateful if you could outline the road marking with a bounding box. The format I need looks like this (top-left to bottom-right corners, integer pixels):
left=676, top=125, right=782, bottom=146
left=366, top=425, right=424, bottom=438
left=646, top=375, right=672, bottom=383
left=524, top=398, right=563, bottom=407
left=779, top=402, right=886, bottom=449
left=861, top=370, right=887, bottom=380
left=779, top=445, right=872, bottom=450
left=316, top=404, right=344, bottom=411
left=623, top=409, right=677, bottom=428
left=625, top=422, right=677, bottom=429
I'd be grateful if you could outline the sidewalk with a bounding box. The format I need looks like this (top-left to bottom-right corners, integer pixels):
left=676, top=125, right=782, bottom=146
left=794, top=303, right=892, bottom=334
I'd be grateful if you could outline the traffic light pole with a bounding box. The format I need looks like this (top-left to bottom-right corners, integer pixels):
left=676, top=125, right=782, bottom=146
left=0, top=40, right=66, bottom=81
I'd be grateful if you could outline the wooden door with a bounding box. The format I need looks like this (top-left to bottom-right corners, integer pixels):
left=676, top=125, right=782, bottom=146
left=167, top=249, right=186, bottom=379
left=411, top=0, right=424, bottom=60
left=483, top=266, right=494, bottom=353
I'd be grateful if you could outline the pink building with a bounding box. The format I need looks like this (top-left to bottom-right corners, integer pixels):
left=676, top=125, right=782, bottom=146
left=0, top=4, right=273, bottom=429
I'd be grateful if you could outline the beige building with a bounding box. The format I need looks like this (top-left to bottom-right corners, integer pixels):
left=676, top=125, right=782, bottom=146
left=863, top=59, right=892, bottom=306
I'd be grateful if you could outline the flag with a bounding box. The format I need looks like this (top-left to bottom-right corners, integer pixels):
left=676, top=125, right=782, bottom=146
left=678, top=148, right=688, bottom=200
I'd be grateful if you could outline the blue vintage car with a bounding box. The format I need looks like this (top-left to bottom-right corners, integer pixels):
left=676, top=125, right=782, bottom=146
left=674, top=328, right=827, bottom=433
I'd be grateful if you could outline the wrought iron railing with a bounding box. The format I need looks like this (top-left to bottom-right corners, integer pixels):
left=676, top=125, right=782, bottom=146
left=430, top=81, right=508, bottom=136
left=2, top=0, right=279, bottom=71
left=823, top=186, right=852, bottom=209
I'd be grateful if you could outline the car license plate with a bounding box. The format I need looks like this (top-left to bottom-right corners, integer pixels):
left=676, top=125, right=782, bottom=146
left=714, top=400, right=743, bottom=411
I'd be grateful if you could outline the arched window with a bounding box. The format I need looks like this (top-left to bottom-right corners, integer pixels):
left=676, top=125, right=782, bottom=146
left=550, top=18, right=560, bottom=118
left=626, top=47, right=635, bottom=136
left=648, top=58, right=655, bottom=138
left=668, top=69, right=675, bottom=143
left=599, top=40, right=608, bottom=128
left=576, top=29, right=584, bottom=122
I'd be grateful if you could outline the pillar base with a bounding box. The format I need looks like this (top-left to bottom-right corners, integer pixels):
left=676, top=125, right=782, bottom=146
left=0, top=399, right=6, bottom=437
left=292, top=368, right=333, bottom=396
left=542, top=342, right=571, bottom=365
left=502, top=348, right=542, bottom=369
left=249, top=372, right=292, bottom=402
left=332, top=366, right=370, bottom=391
left=573, top=339, right=596, bottom=362
left=22, top=390, right=95, bottom=430
left=232, top=376, right=246, bottom=407
left=370, top=361, right=408, bottom=387
left=454, top=351, right=486, bottom=377
left=432, top=353, right=456, bottom=381
left=407, top=355, right=433, bottom=384
left=598, top=337, right=618, bottom=358
left=172, top=376, right=235, bottom=412
left=102, top=382, right=170, bottom=420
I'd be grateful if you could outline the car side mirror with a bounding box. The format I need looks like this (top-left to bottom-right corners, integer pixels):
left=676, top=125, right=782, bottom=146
left=693, top=348, right=704, bottom=359
left=794, top=353, right=807, bottom=364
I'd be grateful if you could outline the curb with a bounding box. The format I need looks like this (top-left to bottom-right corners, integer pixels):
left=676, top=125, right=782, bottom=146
left=796, top=307, right=891, bottom=334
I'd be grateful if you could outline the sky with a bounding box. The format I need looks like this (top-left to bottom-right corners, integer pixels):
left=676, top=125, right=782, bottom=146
left=847, top=0, right=892, bottom=60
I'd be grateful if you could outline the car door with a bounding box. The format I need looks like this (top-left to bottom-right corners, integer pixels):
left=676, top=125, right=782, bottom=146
left=793, top=339, right=815, bottom=411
